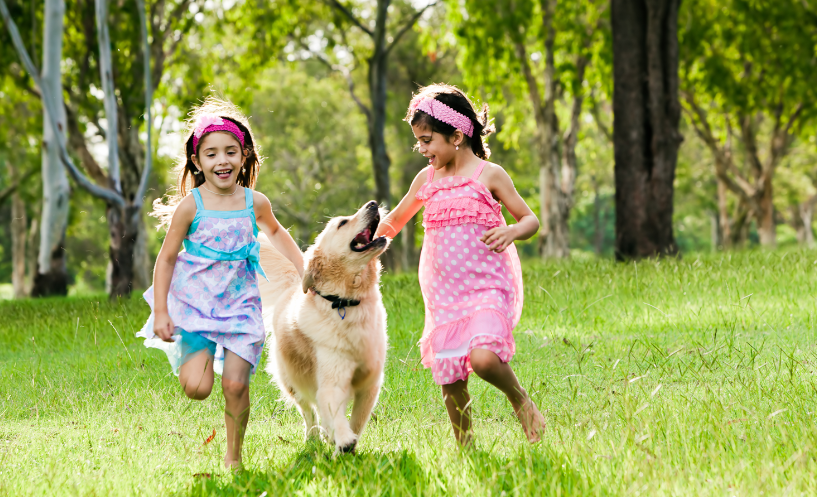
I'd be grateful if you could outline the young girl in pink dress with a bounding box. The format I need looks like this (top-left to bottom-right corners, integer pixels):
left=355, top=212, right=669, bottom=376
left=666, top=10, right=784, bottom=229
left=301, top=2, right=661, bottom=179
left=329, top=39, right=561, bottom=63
left=138, top=98, right=303, bottom=468
left=376, top=84, right=546, bottom=445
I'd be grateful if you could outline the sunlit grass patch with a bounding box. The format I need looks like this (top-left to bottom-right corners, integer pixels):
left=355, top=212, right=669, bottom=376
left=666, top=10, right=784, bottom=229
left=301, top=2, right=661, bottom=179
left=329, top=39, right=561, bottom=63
left=2, top=250, right=817, bottom=495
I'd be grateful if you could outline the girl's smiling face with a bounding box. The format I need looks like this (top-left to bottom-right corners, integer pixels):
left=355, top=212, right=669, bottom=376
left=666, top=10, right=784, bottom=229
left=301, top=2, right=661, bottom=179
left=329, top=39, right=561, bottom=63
left=191, top=131, right=246, bottom=191
left=412, top=124, right=462, bottom=170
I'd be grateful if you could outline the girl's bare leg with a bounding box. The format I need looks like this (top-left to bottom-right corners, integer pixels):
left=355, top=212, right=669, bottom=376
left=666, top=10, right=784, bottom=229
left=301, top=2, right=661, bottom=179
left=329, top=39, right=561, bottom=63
left=178, top=350, right=215, bottom=400
left=469, top=348, right=545, bottom=442
left=441, top=379, right=473, bottom=447
left=222, top=350, right=252, bottom=469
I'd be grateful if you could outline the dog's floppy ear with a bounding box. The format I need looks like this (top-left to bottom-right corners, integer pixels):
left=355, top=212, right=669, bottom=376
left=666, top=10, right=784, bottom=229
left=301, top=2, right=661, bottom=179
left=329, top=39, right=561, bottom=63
left=302, top=270, right=314, bottom=294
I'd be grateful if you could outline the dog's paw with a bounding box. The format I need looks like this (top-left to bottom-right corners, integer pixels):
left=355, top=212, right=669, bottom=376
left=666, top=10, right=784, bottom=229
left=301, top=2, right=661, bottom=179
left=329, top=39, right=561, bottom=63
left=336, top=440, right=357, bottom=455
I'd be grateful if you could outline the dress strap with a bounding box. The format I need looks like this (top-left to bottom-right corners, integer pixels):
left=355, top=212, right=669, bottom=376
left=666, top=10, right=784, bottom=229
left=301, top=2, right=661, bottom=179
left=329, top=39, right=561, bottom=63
left=472, top=160, right=486, bottom=181
left=425, top=166, right=435, bottom=184
left=243, top=186, right=253, bottom=209
left=244, top=187, right=259, bottom=237
left=191, top=188, right=205, bottom=211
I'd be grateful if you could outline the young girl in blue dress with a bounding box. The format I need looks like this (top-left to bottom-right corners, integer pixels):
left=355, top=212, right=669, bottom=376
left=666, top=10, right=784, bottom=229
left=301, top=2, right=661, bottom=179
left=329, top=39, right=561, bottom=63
left=137, top=98, right=303, bottom=469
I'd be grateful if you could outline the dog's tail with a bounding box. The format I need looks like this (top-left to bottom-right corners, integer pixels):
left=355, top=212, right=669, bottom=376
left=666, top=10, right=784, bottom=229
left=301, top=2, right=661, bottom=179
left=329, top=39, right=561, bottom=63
left=257, top=233, right=302, bottom=317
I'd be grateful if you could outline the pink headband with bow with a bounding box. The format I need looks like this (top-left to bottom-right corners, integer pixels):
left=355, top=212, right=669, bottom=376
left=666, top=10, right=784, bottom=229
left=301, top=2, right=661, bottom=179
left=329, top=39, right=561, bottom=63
left=192, top=114, right=245, bottom=151
left=410, top=96, right=474, bottom=137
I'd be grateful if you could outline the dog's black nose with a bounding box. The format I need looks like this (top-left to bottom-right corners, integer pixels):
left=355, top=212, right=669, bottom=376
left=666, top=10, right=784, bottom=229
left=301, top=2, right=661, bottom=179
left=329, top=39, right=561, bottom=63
left=365, top=200, right=378, bottom=209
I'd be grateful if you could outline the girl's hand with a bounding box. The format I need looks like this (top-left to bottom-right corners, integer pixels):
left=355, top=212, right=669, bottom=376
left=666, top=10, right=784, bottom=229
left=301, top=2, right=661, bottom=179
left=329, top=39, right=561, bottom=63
left=480, top=225, right=518, bottom=253
left=153, top=311, right=175, bottom=342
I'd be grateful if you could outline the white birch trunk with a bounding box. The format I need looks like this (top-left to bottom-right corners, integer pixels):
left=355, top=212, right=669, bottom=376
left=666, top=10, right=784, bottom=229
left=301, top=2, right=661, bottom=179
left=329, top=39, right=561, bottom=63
left=38, top=0, right=70, bottom=275
left=95, top=0, right=119, bottom=192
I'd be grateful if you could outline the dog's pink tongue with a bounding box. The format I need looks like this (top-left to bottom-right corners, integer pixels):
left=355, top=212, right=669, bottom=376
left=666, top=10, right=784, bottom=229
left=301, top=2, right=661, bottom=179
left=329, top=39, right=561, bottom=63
left=354, top=228, right=371, bottom=245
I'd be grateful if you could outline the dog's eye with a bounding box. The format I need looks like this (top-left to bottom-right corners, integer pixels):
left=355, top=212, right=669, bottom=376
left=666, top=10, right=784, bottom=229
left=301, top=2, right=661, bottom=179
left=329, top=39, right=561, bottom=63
left=338, top=220, right=348, bottom=228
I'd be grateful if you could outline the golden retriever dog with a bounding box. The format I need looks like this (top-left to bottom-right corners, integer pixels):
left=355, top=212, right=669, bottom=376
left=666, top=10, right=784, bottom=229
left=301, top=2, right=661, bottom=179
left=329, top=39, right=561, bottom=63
left=258, top=201, right=389, bottom=453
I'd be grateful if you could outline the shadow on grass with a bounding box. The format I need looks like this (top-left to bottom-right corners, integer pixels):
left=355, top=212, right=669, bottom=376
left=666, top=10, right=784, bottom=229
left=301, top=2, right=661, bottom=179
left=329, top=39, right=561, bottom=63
left=185, top=438, right=434, bottom=496
left=184, top=438, right=597, bottom=496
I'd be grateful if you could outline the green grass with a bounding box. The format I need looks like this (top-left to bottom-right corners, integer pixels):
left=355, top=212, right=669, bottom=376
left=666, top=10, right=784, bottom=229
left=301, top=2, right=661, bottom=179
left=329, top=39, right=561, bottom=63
left=2, top=250, right=817, bottom=495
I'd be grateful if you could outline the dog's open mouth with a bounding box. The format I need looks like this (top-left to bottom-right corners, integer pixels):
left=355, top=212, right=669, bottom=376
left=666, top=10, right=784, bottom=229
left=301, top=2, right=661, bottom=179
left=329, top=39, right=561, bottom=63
left=350, top=212, right=384, bottom=252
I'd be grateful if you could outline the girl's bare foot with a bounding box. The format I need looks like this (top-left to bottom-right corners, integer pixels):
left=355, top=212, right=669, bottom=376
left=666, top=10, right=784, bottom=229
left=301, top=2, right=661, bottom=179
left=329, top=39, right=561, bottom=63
left=516, top=398, right=546, bottom=443
left=224, top=458, right=243, bottom=471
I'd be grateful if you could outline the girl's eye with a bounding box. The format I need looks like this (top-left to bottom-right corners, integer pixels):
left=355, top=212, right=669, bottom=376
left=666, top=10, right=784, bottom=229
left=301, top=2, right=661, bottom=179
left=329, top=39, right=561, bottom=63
left=338, top=220, right=348, bottom=228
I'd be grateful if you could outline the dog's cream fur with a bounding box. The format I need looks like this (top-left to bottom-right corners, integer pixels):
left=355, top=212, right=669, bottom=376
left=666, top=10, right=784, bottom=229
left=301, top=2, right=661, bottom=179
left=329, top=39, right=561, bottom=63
left=258, top=201, right=389, bottom=453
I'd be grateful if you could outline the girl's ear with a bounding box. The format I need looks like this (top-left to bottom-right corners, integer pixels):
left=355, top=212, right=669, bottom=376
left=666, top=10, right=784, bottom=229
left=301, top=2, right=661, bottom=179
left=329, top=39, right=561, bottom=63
left=452, top=129, right=464, bottom=147
left=191, top=154, right=201, bottom=170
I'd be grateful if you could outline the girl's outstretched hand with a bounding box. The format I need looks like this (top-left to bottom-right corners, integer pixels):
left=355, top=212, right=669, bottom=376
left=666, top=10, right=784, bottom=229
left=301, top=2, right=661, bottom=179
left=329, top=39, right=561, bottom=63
left=153, top=311, right=175, bottom=342
left=480, top=225, right=517, bottom=253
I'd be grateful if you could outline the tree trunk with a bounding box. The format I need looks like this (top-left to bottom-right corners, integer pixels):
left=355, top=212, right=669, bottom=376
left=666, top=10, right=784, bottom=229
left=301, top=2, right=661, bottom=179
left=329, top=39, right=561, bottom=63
left=801, top=202, right=815, bottom=248
left=708, top=209, right=720, bottom=252
left=11, top=189, right=27, bottom=299
left=611, top=0, right=682, bottom=260
left=368, top=0, right=392, bottom=210
left=107, top=206, right=140, bottom=297
left=33, top=0, right=70, bottom=296
left=25, top=215, right=39, bottom=296
left=592, top=175, right=603, bottom=255
left=132, top=214, right=152, bottom=289
left=400, top=158, right=424, bottom=271
left=716, top=176, right=729, bottom=247
left=729, top=200, right=750, bottom=247
left=539, top=0, right=569, bottom=258
left=756, top=181, right=776, bottom=247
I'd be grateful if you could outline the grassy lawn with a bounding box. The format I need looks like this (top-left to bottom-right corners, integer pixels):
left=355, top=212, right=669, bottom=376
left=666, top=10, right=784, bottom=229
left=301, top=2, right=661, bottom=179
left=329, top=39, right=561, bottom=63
left=2, top=250, right=817, bottom=495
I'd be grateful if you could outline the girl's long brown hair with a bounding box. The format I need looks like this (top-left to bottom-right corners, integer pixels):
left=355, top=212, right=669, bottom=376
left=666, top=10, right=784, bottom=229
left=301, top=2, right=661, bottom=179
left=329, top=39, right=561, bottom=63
left=150, top=97, right=264, bottom=229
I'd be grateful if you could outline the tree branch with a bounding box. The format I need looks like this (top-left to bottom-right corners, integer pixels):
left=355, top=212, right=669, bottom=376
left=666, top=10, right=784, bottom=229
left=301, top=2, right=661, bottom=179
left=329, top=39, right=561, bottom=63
left=384, top=1, right=438, bottom=56
left=681, top=91, right=756, bottom=200
left=64, top=103, right=109, bottom=186
left=0, top=0, right=125, bottom=209
left=0, top=169, right=36, bottom=205
left=298, top=40, right=372, bottom=121
left=135, top=0, right=153, bottom=209
left=589, top=94, right=612, bottom=142
left=514, top=42, right=547, bottom=130
left=325, top=0, right=373, bottom=37
left=95, top=0, right=121, bottom=193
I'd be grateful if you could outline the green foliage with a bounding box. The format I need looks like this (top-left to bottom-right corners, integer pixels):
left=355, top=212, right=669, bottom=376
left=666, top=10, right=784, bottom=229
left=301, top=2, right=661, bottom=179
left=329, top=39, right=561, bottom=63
left=5, top=252, right=817, bottom=494
left=447, top=0, right=610, bottom=145
left=249, top=63, right=373, bottom=246
left=680, top=0, right=817, bottom=122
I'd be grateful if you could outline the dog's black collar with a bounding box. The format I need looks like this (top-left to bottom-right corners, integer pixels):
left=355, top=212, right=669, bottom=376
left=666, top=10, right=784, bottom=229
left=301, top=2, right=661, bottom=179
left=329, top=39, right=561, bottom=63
left=312, top=288, right=360, bottom=319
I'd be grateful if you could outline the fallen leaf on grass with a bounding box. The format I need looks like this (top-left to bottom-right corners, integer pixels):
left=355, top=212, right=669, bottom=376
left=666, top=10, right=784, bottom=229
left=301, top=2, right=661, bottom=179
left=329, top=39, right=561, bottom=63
left=192, top=473, right=212, bottom=478
left=204, top=429, right=216, bottom=445
left=277, top=436, right=291, bottom=445
left=727, top=418, right=747, bottom=425
left=168, top=431, right=183, bottom=438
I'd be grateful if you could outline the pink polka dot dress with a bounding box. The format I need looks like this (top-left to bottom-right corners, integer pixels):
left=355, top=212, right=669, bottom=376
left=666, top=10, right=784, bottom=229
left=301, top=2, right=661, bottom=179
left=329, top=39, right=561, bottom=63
left=415, top=161, right=524, bottom=385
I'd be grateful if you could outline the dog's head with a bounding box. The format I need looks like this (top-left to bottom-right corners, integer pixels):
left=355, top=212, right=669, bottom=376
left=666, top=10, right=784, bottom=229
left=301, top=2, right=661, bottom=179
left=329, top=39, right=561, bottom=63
left=302, top=201, right=390, bottom=294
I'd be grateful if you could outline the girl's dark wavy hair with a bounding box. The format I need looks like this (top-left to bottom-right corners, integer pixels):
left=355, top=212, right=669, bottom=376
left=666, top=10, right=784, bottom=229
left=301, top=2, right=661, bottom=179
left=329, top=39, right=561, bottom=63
left=150, top=97, right=263, bottom=229
left=404, top=83, right=495, bottom=160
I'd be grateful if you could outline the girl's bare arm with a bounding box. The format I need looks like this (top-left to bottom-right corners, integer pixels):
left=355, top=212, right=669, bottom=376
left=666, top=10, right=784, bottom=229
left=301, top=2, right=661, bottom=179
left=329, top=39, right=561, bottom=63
left=375, top=167, right=428, bottom=239
left=480, top=164, right=540, bottom=253
left=254, top=191, right=304, bottom=277
left=152, top=196, right=197, bottom=341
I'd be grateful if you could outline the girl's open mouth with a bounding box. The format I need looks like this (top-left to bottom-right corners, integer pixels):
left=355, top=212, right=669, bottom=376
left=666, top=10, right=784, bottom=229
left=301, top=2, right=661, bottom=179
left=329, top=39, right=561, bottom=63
left=215, top=169, right=232, bottom=179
